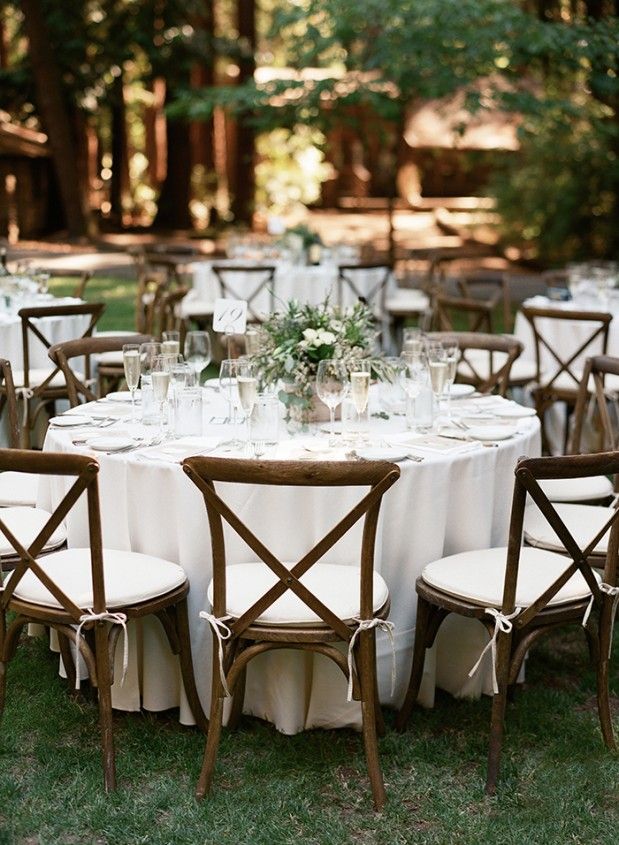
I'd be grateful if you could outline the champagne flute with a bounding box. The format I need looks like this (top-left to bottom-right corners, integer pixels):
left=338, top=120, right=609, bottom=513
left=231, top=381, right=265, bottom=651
left=184, top=330, right=212, bottom=384
left=350, top=359, right=371, bottom=438
left=441, top=336, right=460, bottom=422
left=152, top=354, right=171, bottom=438
left=426, top=343, right=448, bottom=424
left=236, top=360, right=258, bottom=448
left=162, top=330, right=180, bottom=359
left=316, top=359, right=348, bottom=444
left=122, top=343, right=141, bottom=422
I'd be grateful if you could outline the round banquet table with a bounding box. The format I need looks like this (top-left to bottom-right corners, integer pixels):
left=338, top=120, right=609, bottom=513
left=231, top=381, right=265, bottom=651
left=40, top=390, right=541, bottom=732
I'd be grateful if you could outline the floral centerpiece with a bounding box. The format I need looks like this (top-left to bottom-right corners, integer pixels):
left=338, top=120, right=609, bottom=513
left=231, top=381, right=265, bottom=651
left=250, top=298, right=376, bottom=421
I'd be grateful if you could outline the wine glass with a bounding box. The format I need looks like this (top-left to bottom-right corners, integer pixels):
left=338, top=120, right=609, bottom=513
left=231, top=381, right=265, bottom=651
left=152, top=354, right=171, bottom=438
left=400, top=355, right=424, bottom=412
left=236, top=360, right=258, bottom=448
left=122, top=343, right=141, bottom=422
left=426, top=343, right=448, bottom=424
left=140, top=342, right=162, bottom=380
left=441, top=336, right=460, bottom=422
left=316, top=359, right=348, bottom=443
left=184, top=331, right=212, bottom=384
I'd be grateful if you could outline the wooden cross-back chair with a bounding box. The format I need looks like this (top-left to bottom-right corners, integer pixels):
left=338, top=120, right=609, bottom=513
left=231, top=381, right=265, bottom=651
left=397, top=451, right=619, bottom=794
left=211, top=264, right=276, bottom=323
left=0, top=448, right=206, bottom=791
left=0, top=359, right=39, bottom=507
left=456, top=270, right=513, bottom=333
left=521, top=305, right=612, bottom=453
left=48, top=334, right=153, bottom=406
left=337, top=263, right=392, bottom=314
left=426, top=331, right=524, bottom=397
left=155, top=285, right=190, bottom=343
left=182, top=456, right=400, bottom=810
left=433, top=292, right=495, bottom=334
left=0, top=302, right=106, bottom=445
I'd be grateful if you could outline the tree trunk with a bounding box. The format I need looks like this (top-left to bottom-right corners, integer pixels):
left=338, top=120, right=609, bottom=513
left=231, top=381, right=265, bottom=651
left=153, top=81, right=193, bottom=230
left=110, top=73, right=130, bottom=224
left=191, top=0, right=219, bottom=225
left=21, top=0, right=94, bottom=238
left=231, top=0, right=256, bottom=224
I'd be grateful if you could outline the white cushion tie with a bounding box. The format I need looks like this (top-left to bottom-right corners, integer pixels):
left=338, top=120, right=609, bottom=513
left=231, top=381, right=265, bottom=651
left=346, top=617, right=396, bottom=702
left=14, top=386, right=34, bottom=427
left=199, top=611, right=233, bottom=697
left=468, top=607, right=521, bottom=695
left=582, top=583, right=619, bottom=658
left=74, top=610, right=128, bottom=690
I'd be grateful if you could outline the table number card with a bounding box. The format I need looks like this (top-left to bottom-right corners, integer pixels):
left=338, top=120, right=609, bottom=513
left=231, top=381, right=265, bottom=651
left=212, top=298, right=247, bottom=335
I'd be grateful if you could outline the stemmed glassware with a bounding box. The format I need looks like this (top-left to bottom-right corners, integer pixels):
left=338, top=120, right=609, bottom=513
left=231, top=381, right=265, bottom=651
left=441, top=336, right=460, bottom=422
left=400, top=355, right=424, bottom=412
left=162, top=330, right=180, bottom=358
left=184, top=331, right=212, bottom=384
left=426, top=343, right=448, bottom=424
left=151, top=354, right=171, bottom=438
left=316, top=359, right=348, bottom=443
left=219, top=359, right=239, bottom=426
left=350, top=359, right=371, bottom=435
left=236, top=360, right=258, bottom=449
left=122, top=343, right=141, bottom=422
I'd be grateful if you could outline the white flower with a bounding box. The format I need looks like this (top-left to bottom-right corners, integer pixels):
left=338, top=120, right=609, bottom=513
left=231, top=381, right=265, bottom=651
left=302, top=328, right=318, bottom=342
left=317, top=330, right=336, bottom=345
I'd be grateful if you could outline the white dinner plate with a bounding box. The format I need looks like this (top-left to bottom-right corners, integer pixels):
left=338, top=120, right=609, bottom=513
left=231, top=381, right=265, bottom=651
left=85, top=436, right=136, bottom=452
left=105, top=391, right=141, bottom=403
left=493, top=404, right=537, bottom=419
left=449, top=384, right=475, bottom=398
left=355, top=446, right=410, bottom=462
left=466, top=425, right=517, bottom=442
left=49, top=415, right=93, bottom=428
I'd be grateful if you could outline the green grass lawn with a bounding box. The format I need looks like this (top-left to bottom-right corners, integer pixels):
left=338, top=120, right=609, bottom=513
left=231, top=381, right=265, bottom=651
left=0, top=625, right=617, bottom=844
left=49, top=276, right=137, bottom=332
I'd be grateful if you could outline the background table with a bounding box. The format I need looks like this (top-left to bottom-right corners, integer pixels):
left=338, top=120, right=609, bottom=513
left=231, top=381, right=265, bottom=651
left=40, top=394, right=541, bottom=732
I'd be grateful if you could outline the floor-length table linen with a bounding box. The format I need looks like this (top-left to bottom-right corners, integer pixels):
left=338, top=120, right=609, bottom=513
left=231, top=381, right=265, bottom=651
left=40, top=395, right=541, bottom=733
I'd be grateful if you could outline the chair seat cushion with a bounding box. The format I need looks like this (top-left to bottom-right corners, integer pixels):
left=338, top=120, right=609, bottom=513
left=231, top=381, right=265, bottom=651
left=95, top=350, right=124, bottom=366
left=539, top=475, right=614, bottom=504
left=0, top=507, right=66, bottom=558
left=385, top=289, right=430, bottom=314
left=8, top=547, right=187, bottom=609
left=11, top=367, right=84, bottom=390
left=422, top=546, right=600, bottom=607
left=524, top=502, right=613, bottom=555
left=0, top=472, right=39, bottom=507
left=208, top=562, right=389, bottom=626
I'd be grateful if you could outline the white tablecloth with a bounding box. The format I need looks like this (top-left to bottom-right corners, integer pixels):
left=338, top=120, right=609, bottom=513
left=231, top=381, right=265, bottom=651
left=180, top=261, right=395, bottom=322
left=0, top=297, right=87, bottom=371
left=40, top=392, right=541, bottom=732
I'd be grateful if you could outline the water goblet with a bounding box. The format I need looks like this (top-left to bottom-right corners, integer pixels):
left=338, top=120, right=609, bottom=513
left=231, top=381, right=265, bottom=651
left=122, top=343, right=141, bottom=422
left=184, top=330, right=212, bottom=384
left=316, top=359, right=348, bottom=444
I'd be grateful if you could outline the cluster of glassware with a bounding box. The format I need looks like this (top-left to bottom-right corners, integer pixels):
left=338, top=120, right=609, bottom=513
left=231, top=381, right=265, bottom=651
left=122, top=330, right=212, bottom=437
left=565, top=262, right=619, bottom=308
left=0, top=254, right=52, bottom=315
left=216, top=358, right=280, bottom=457
left=226, top=232, right=361, bottom=267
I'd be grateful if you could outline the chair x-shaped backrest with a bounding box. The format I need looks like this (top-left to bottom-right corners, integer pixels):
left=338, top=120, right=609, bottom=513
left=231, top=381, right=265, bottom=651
left=0, top=450, right=105, bottom=623
left=571, top=355, right=619, bottom=455
left=521, top=305, right=611, bottom=391
left=427, top=332, right=523, bottom=396
left=0, top=359, right=20, bottom=448
left=19, top=302, right=105, bottom=396
left=183, top=458, right=400, bottom=641
left=48, top=334, right=153, bottom=406
left=337, top=264, right=392, bottom=315
left=502, top=453, right=619, bottom=629
left=434, top=293, right=494, bottom=333
left=211, top=265, right=276, bottom=322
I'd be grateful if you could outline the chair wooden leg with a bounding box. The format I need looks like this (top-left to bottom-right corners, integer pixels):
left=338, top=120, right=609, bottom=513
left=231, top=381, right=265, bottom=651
left=396, top=595, right=433, bottom=731
left=0, top=613, right=7, bottom=721
left=596, top=605, right=616, bottom=750
left=57, top=633, right=77, bottom=691
left=227, top=665, right=246, bottom=731
left=175, top=600, right=208, bottom=733
left=485, top=632, right=511, bottom=795
left=357, top=630, right=386, bottom=812
left=196, top=645, right=227, bottom=798
left=94, top=623, right=116, bottom=792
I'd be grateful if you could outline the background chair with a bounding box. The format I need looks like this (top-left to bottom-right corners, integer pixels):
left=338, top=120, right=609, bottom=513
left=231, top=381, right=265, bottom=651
left=0, top=359, right=38, bottom=507
left=182, top=456, right=400, bottom=810
left=456, top=270, right=513, bottom=333
left=521, top=304, right=611, bottom=453
left=426, top=332, right=524, bottom=397
left=0, top=302, right=105, bottom=446
left=48, top=334, right=153, bottom=407
left=0, top=449, right=206, bottom=790
left=397, top=451, right=619, bottom=794
left=211, top=264, right=276, bottom=323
